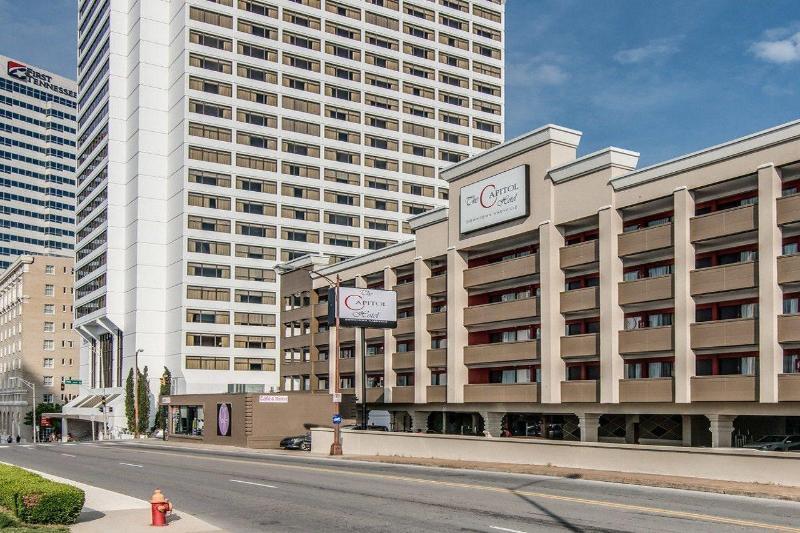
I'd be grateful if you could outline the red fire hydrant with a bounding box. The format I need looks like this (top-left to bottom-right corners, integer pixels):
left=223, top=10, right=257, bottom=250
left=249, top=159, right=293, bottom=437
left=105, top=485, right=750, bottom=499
left=150, top=489, right=172, bottom=527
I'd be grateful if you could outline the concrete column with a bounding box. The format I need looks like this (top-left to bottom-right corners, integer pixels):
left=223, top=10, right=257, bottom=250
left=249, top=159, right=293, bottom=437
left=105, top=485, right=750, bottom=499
left=673, top=187, right=696, bottom=403
left=625, top=414, right=640, bottom=444
left=578, top=413, right=601, bottom=442
left=599, top=207, right=624, bottom=403
left=539, top=221, right=566, bottom=403
left=61, top=417, right=69, bottom=443
left=381, top=269, right=396, bottom=404
left=707, top=414, right=736, bottom=448
left=413, top=257, right=432, bottom=403
left=681, top=415, right=693, bottom=447
left=354, top=276, right=368, bottom=402
left=757, top=163, right=783, bottom=403
left=479, top=411, right=504, bottom=437
left=446, top=247, right=468, bottom=403
left=410, top=410, right=430, bottom=432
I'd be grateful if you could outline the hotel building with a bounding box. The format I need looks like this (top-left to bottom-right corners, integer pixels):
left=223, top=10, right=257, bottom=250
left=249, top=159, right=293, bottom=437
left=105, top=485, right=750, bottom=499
left=0, top=256, right=80, bottom=442
left=279, top=119, right=800, bottom=447
left=70, top=0, right=504, bottom=417
left=0, top=55, right=76, bottom=269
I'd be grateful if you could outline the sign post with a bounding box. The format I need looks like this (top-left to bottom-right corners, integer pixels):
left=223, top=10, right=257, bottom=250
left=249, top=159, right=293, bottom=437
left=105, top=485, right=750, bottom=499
left=329, top=287, right=397, bottom=431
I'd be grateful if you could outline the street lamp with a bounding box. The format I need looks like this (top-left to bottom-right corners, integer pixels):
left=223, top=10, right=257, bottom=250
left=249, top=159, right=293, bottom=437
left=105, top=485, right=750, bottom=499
left=308, top=270, right=342, bottom=456
left=10, top=377, right=35, bottom=444
left=133, top=348, right=144, bottom=439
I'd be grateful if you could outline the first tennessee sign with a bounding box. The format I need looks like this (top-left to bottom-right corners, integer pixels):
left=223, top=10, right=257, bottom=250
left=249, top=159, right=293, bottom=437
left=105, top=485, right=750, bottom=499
left=459, top=165, right=529, bottom=234
left=329, top=287, right=397, bottom=329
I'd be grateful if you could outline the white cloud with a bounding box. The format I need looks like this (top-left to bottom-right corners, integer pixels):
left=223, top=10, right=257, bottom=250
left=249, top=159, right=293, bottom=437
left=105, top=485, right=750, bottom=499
left=507, top=56, right=569, bottom=87
left=750, top=31, right=800, bottom=63
left=614, top=38, right=681, bottom=64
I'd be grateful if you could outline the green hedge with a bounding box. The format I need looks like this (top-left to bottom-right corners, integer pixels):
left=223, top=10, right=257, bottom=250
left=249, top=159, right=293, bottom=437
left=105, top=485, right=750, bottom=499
left=0, top=465, right=84, bottom=525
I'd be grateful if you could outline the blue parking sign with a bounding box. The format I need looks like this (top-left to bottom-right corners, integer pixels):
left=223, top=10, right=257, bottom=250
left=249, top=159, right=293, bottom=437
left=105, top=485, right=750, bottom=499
left=332, top=414, right=342, bottom=425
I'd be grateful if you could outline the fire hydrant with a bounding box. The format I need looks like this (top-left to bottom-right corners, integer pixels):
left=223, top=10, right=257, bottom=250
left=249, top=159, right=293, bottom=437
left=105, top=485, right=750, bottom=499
left=150, top=489, right=172, bottom=527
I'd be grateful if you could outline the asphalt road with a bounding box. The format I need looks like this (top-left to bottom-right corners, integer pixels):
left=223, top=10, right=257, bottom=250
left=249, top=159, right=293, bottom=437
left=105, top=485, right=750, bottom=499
left=0, top=441, right=798, bottom=532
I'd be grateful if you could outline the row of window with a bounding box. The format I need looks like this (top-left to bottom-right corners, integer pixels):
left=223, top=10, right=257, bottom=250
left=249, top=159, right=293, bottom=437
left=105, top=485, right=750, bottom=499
left=185, top=355, right=275, bottom=371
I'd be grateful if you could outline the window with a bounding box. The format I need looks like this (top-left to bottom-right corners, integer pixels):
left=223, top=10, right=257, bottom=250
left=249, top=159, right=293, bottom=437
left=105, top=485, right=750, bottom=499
left=187, top=263, right=230, bottom=279
left=43, top=340, right=54, bottom=351
left=45, top=265, right=55, bottom=274
left=187, top=285, right=230, bottom=301
left=186, top=309, right=230, bottom=324
left=234, top=357, right=276, bottom=371
left=43, top=322, right=55, bottom=332
left=185, top=356, right=230, bottom=370
left=44, top=304, right=55, bottom=315
left=44, top=284, right=54, bottom=296
left=43, top=376, right=54, bottom=387
left=186, top=333, right=230, bottom=347
left=43, top=358, right=54, bottom=369
left=235, top=289, right=275, bottom=304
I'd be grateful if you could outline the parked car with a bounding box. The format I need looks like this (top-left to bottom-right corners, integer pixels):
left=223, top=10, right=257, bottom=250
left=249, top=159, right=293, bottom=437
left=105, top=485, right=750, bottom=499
left=280, top=434, right=308, bottom=450
left=742, top=435, right=800, bottom=451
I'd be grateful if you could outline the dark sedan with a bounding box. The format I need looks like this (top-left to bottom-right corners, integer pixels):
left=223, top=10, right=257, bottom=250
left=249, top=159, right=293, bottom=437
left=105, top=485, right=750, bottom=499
left=280, top=434, right=310, bottom=450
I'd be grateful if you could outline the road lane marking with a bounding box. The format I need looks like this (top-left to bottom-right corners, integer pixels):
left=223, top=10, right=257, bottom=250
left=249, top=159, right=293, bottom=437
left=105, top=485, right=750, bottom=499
left=490, top=527, right=528, bottom=533
left=125, top=447, right=800, bottom=532
left=230, top=479, right=277, bottom=489
left=119, top=462, right=143, bottom=468
left=61, top=453, right=76, bottom=458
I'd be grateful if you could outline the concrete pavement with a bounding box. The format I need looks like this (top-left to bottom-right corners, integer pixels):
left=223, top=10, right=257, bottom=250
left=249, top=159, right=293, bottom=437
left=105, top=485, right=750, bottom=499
left=0, top=440, right=798, bottom=532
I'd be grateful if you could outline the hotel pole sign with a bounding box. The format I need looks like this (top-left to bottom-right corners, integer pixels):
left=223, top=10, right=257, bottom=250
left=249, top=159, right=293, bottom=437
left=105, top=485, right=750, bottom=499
left=459, top=165, right=529, bottom=234
left=329, top=287, right=398, bottom=329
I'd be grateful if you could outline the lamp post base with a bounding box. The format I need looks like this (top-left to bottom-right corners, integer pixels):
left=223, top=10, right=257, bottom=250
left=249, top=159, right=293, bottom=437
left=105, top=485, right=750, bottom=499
left=329, top=442, right=343, bottom=455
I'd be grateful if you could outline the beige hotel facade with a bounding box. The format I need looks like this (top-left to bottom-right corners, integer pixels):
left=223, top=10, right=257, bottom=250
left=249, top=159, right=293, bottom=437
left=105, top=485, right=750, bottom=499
left=279, top=118, right=800, bottom=447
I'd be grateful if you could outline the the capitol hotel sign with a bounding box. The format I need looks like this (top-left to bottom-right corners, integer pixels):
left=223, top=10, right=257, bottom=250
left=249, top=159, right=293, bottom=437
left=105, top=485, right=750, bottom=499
left=459, top=165, right=529, bottom=234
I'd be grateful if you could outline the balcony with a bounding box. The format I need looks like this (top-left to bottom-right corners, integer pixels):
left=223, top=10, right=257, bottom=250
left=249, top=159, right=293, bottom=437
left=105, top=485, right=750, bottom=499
left=365, top=355, right=385, bottom=372
left=777, top=193, right=800, bottom=225
left=778, top=314, right=800, bottom=343
left=463, top=383, right=539, bottom=403
left=691, top=318, right=757, bottom=349
left=618, top=326, right=674, bottom=354
left=463, top=254, right=538, bottom=288
left=314, top=302, right=328, bottom=317
left=690, top=204, right=757, bottom=242
left=560, top=240, right=599, bottom=269
left=691, top=376, right=757, bottom=402
left=690, top=262, right=757, bottom=296
left=282, top=333, right=312, bottom=350
left=280, top=360, right=312, bottom=376
left=394, top=282, right=414, bottom=302
left=560, top=287, right=599, bottom=313
left=778, top=374, right=800, bottom=401
left=426, top=385, right=446, bottom=403
left=426, top=312, right=447, bottom=331
left=339, top=358, right=355, bottom=373
left=427, top=275, right=446, bottom=295
left=560, top=333, right=599, bottom=358
left=463, top=297, right=539, bottom=327
left=464, top=340, right=538, bottom=366
left=618, top=275, right=673, bottom=305
left=392, top=386, right=415, bottom=403
left=364, top=328, right=384, bottom=340
left=392, top=351, right=415, bottom=370
left=366, top=388, right=385, bottom=403
left=560, top=380, right=599, bottom=403
left=339, top=328, right=356, bottom=343
left=393, top=317, right=415, bottom=336
left=778, top=254, right=800, bottom=284
left=620, top=378, right=674, bottom=403
left=426, top=348, right=446, bottom=367
left=282, top=306, right=310, bottom=324
left=618, top=223, right=673, bottom=257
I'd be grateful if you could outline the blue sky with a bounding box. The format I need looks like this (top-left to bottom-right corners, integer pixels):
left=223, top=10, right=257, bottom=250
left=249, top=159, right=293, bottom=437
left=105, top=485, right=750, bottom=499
left=2, top=0, right=798, bottom=166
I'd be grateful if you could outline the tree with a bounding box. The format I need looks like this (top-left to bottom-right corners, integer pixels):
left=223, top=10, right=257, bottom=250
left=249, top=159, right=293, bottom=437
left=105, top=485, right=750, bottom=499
left=24, top=402, right=62, bottom=433
left=153, top=367, right=172, bottom=431
left=138, top=366, right=150, bottom=434
left=125, top=366, right=150, bottom=434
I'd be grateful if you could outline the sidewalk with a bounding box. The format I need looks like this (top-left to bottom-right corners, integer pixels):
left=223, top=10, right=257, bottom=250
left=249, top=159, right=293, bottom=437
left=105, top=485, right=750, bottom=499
left=28, top=468, right=220, bottom=532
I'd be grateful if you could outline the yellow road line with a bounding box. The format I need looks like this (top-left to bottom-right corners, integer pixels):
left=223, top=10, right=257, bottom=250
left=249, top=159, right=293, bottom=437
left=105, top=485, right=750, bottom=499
left=108, top=446, right=800, bottom=532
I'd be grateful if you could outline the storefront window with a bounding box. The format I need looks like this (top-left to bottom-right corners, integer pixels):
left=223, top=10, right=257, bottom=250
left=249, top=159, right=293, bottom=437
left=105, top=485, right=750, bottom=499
left=173, top=405, right=204, bottom=436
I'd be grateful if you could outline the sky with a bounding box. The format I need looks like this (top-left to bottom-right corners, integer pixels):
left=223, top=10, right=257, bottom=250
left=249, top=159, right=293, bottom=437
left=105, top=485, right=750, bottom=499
left=1, top=0, right=798, bottom=166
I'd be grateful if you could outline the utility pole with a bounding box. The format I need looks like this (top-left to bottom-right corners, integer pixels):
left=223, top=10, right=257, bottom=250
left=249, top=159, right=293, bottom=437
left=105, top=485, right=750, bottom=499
left=133, top=348, right=143, bottom=438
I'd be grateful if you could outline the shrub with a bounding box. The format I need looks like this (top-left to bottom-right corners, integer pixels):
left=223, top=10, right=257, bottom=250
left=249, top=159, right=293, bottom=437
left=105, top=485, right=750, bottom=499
left=0, top=465, right=84, bottom=525
left=0, top=507, right=18, bottom=528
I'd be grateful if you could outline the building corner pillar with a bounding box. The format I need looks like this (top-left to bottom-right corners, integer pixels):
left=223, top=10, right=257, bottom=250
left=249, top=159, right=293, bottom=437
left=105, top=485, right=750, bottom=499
left=578, top=413, right=601, bottom=442
left=757, top=163, right=782, bottom=403
left=413, top=257, right=431, bottom=404
left=598, top=207, right=623, bottom=403
left=446, top=247, right=468, bottom=404
left=673, top=187, right=696, bottom=403
left=479, top=411, right=504, bottom=437
left=539, top=221, right=565, bottom=403
left=411, top=410, right=430, bottom=433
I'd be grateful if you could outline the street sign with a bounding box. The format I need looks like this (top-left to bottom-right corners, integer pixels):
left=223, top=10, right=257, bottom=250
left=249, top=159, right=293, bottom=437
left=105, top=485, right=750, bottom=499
left=64, top=379, right=82, bottom=385
left=160, top=396, right=171, bottom=405
left=332, top=414, right=342, bottom=425
left=332, top=393, right=342, bottom=403
left=40, top=417, right=51, bottom=427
